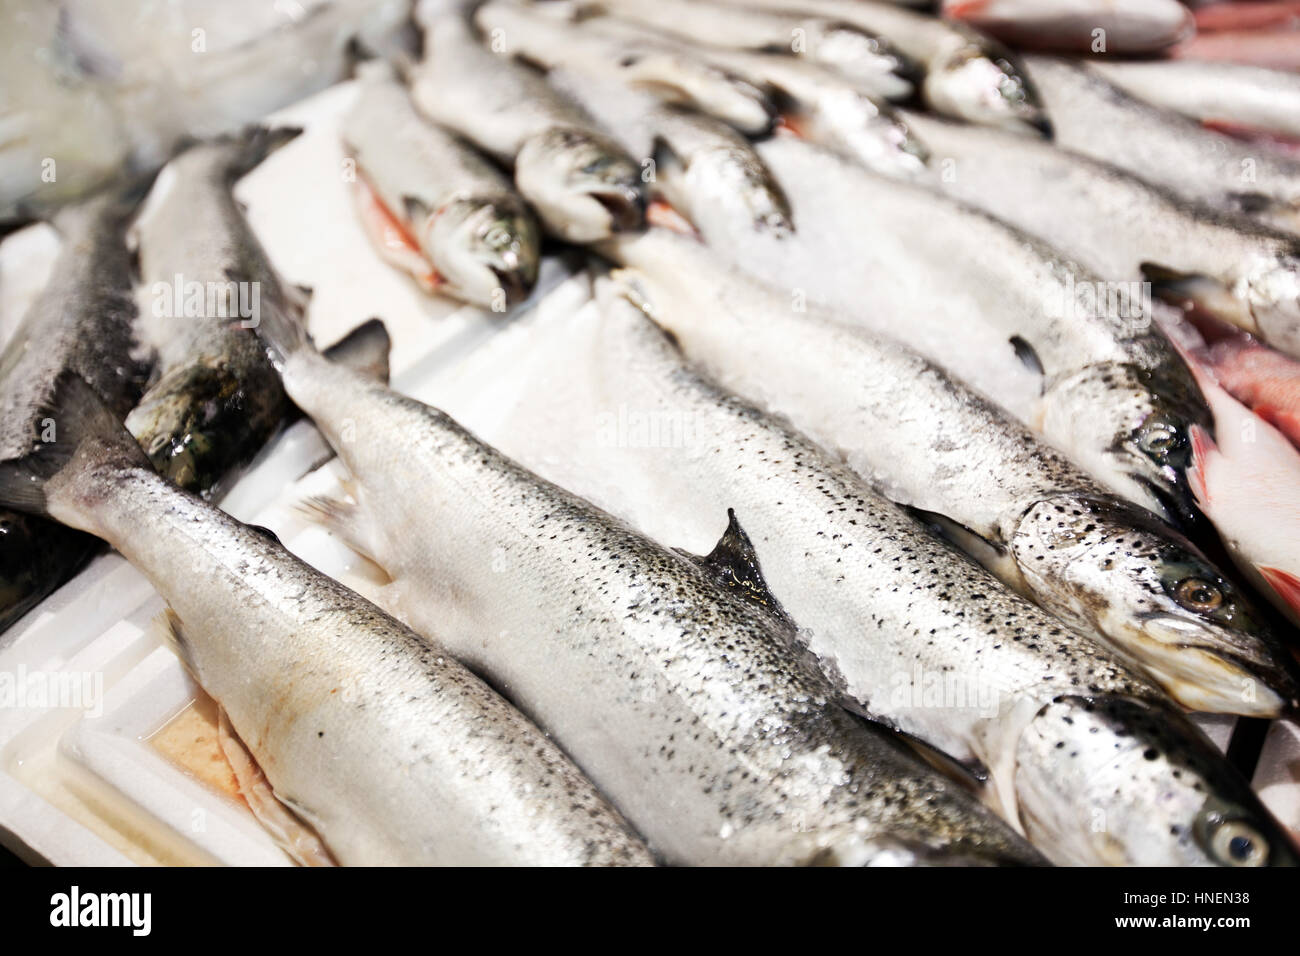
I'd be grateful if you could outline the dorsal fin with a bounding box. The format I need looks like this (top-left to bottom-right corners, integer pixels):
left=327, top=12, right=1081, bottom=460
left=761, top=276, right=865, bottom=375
left=684, top=509, right=792, bottom=626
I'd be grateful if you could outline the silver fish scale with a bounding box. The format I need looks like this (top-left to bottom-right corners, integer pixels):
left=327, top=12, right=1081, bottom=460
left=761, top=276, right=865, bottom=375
left=0, top=191, right=140, bottom=457
left=281, top=359, right=1041, bottom=865
left=51, top=461, right=653, bottom=866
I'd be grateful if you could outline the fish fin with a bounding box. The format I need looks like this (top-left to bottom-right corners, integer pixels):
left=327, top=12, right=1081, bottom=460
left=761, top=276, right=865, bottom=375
left=223, top=125, right=304, bottom=182
left=152, top=608, right=197, bottom=676
left=0, top=373, right=150, bottom=517
left=644, top=200, right=698, bottom=237
left=216, top=709, right=337, bottom=867
left=1259, top=566, right=1300, bottom=619
left=297, top=493, right=387, bottom=569
left=1186, top=424, right=1216, bottom=508
left=906, top=507, right=1032, bottom=599
left=680, top=509, right=793, bottom=626
left=896, top=731, right=989, bottom=795
left=1008, top=336, right=1044, bottom=377
left=320, top=318, right=391, bottom=385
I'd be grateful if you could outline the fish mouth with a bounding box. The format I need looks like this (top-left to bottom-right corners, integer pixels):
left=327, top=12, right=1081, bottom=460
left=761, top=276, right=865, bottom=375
left=588, top=185, right=646, bottom=234
left=1131, top=472, right=1204, bottom=536
left=1129, top=613, right=1295, bottom=718
left=490, top=265, right=531, bottom=308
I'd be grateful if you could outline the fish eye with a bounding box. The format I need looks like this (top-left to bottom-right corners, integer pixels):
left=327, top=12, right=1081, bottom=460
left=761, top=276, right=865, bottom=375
left=1175, top=578, right=1224, bottom=612
left=1209, top=820, right=1269, bottom=867
left=1137, top=419, right=1180, bottom=455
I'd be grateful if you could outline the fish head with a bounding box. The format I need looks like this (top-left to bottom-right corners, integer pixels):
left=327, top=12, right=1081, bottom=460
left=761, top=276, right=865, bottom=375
left=924, top=46, right=1049, bottom=137
left=1243, top=252, right=1300, bottom=358
left=124, top=359, right=284, bottom=494
left=1010, top=495, right=1300, bottom=717
left=515, top=127, right=645, bottom=243
left=802, top=21, right=921, bottom=98
left=664, top=144, right=794, bottom=238
left=1040, top=362, right=1209, bottom=530
left=1016, top=696, right=1298, bottom=866
left=421, top=195, right=541, bottom=309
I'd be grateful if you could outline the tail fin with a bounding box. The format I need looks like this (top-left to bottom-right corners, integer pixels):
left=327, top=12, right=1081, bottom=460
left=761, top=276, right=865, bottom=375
left=321, top=318, right=391, bottom=384
left=222, top=125, right=304, bottom=182
left=0, top=374, right=148, bottom=517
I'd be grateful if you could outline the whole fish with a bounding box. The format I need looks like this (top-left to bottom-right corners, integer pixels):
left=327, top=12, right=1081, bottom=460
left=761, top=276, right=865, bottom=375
left=252, top=293, right=1044, bottom=867
left=1189, top=380, right=1300, bottom=628
left=582, top=276, right=1297, bottom=866
left=1089, top=60, right=1300, bottom=142
left=341, top=65, right=540, bottom=309
left=1023, top=55, right=1300, bottom=236
left=544, top=67, right=793, bottom=237
left=408, top=15, right=644, bottom=242
left=0, top=374, right=654, bottom=866
left=722, top=0, right=1048, bottom=135
left=126, top=128, right=298, bottom=494
left=900, top=110, right=1300, bottom=361
left=471, top=2, right=777, bottom=135
left=585, top=0, right=921, bottom=99
left=599, top=228, right=1300, bottom=721
left=941, top=0, right=1194, bottom=53
left=690, top=136, right=1213, bottom=531
left=0, top=186, right=146, bottom=634
left=584, top=17, right=930, bottom=181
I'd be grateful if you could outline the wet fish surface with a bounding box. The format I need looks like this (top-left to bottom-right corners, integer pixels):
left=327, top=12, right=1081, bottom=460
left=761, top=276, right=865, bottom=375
left=599, top=230, right=1300, bottom=721
left=1024, top=55, right=1300, bottom=236
left=577, top=278, right=1298, bottom=865
left=0, top=374, right=654, bottom=866
left=902, top=109, right=1300, bottom=361
left=0, top=186, right=146, bottom=634
left=250, top=294, right=1046, bottom=867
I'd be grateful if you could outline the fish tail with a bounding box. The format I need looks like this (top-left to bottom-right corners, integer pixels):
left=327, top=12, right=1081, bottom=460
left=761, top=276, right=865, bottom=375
left=0, top=373, right=150, bottom=517
left=251, top=281, right=315, bottom=372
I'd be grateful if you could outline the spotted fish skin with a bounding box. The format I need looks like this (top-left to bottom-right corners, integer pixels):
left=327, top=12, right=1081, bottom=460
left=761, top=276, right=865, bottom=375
left=0, top=187, right=146, bottom=634
left=0, top=377, right=653, bottom=867
left=576, top=281, right=1296, bottom=866
left=253, top=304, right=1045, bottom=867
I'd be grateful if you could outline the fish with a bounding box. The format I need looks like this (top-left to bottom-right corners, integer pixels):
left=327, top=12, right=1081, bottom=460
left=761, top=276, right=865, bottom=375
left=125, top=127, right=299, bottom=494
left=584, top=0, right=921, bottom=99
left=341, top=64, right=541, bottom=308
left=1183, top=356, right=1300, bottom=628
left=582, top=18, right=930, bottom=180
left=1171, top=27, right=1300, bottom=74
left=0, top=185, right=147, bottom=634
left=598, top=228, right=1300, bottom=722
left=0, top=372, right=655, bottom=866
left=1089, top=60, right=1300, bottom=142
left=683, top=136, right=1214, bottom=531
left=408, top=14, right=644, bottom=242
left=544, top=67, right=794, bottom=237
left=898, top=109, right=1300, bottom=362
left=720, top=0, right=1048, bottom=135
left=941, top=0, right=1194, bottom=53
left=1022, top=55, right=1300, bottom=236
left=470, top=2, right=777, bottom=135
left=251, top=282, right=1046, bottom=867
left=471, top=272, right=1295, bottom=865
